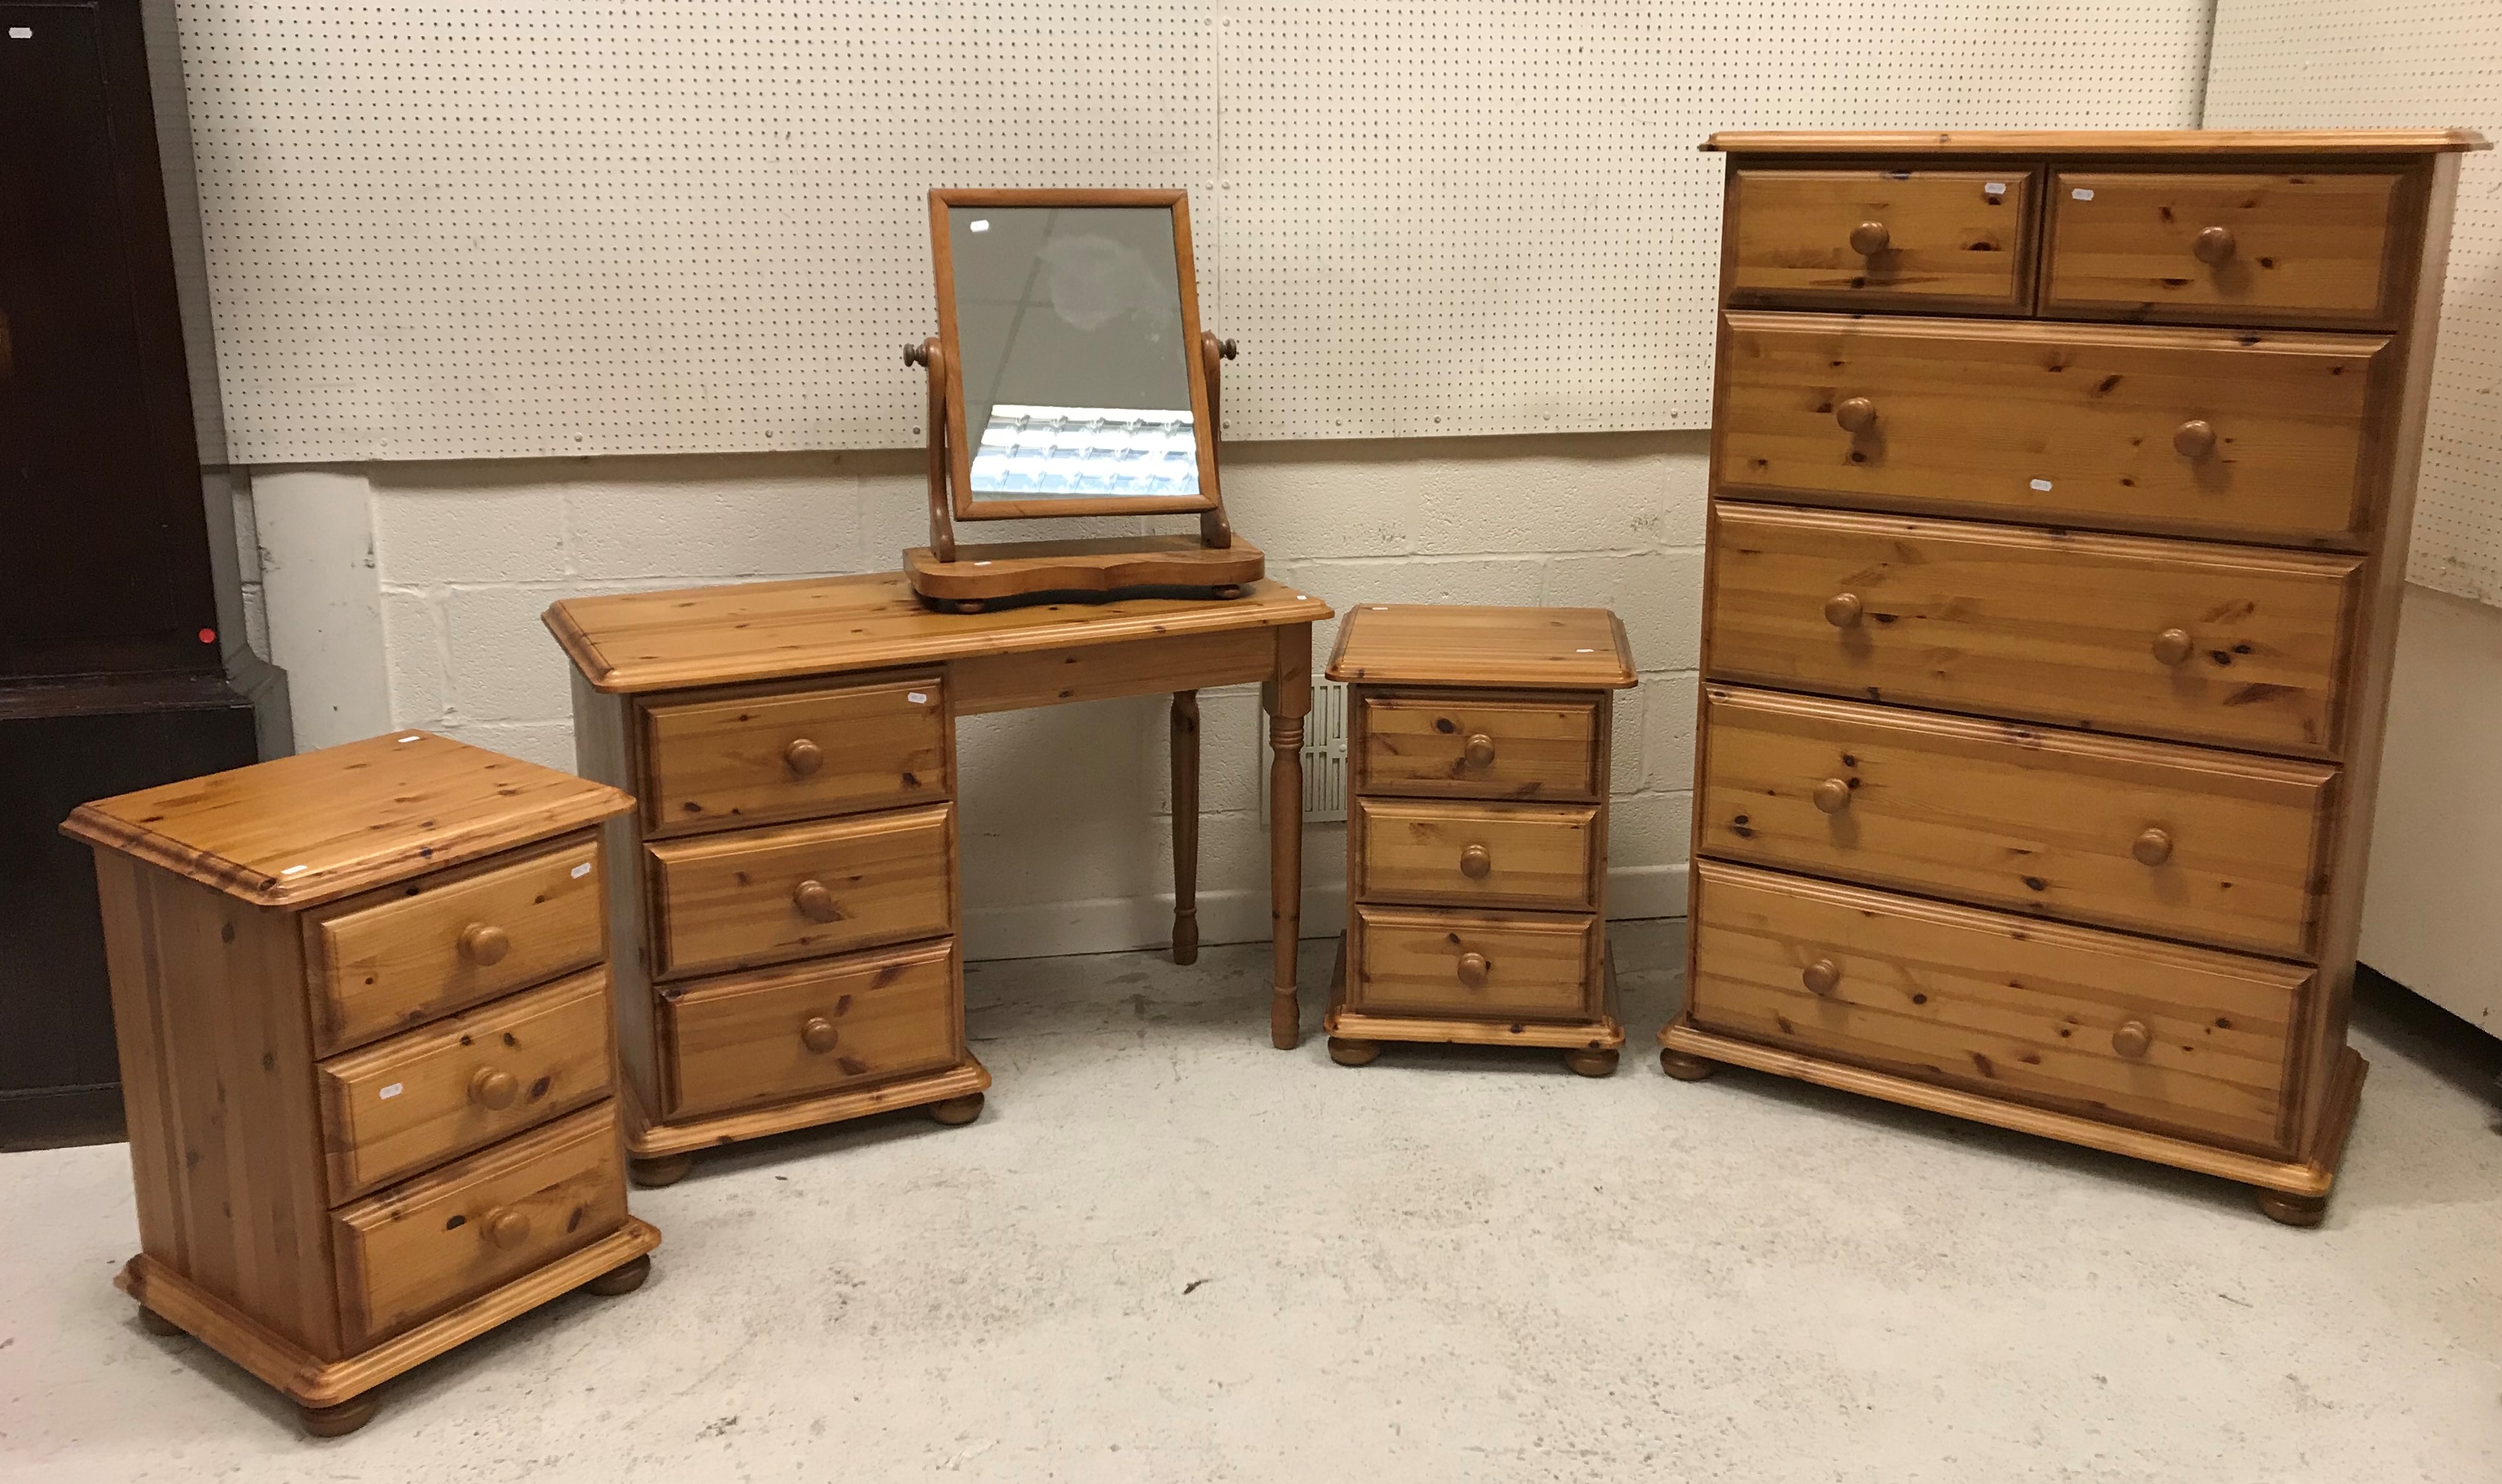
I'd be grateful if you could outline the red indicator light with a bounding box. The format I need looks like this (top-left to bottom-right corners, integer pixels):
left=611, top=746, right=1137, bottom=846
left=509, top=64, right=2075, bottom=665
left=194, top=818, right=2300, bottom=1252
left=198, top=628, right=217, bottom=644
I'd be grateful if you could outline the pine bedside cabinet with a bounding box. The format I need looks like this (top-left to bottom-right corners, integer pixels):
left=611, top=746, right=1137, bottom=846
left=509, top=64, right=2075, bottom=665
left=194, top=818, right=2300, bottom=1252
left=1664, top=127, right=2488, bottom=1226
left=1324, top=604, right=1638, bottom=1074
left=62, top=731, right=660, bottom=1436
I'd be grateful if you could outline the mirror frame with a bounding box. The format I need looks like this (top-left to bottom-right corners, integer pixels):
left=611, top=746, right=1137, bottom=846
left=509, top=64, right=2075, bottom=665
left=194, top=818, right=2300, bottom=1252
left=929, top=187, right=1221, bottom=521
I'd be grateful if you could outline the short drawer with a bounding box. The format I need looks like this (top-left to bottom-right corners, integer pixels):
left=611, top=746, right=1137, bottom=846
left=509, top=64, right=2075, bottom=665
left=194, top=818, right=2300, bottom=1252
left=1715, top=311, right=2387, bottom=547
left=661, top=938, right=961, bottom=1120
left=315, top=967, right=616, bottom=1203
left=1725, top=168, right=2036, bottom=313
left=2044, top=171, right=2403, bottom=327
left=639, top=673, right=949, bottom=838
left=1687, top=861, right=2307, bottom=1154
left=1705, top=503, right=2361, bottom=758
left=329, top=1101, right=628, bottom=1352
left=306, top=835, right=606, bottom=1057
left=1357, top=693, right=1601, bottom=802
left=1698, top=687, right=2336, bottom=957
left=647, top=804, right=953, bottom=979
left=1353, top=799, right=1599, bottom=912
left=1349, top=905, right=1596, bottom=1022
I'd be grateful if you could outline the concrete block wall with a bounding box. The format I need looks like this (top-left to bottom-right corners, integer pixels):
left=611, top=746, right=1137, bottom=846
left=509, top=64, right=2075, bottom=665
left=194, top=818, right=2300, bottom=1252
left=250, top=431, right=1706, bottom=960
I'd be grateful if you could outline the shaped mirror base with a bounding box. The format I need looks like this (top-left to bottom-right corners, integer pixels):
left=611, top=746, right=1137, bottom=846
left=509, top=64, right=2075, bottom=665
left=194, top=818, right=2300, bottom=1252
left=906, top=534, right=1265, bottom=612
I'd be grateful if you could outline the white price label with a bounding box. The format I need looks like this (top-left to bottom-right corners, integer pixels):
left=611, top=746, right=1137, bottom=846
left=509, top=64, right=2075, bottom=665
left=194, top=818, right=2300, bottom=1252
left=2071, top=188, right=2095, bottom=201
left=379, top=1083, right=403, bottom=1100
left=2029, top=479, right=2055, bottom=492
left=908, top=691, right=928, bottom=704
left=570, top=862, right=592, bottom=879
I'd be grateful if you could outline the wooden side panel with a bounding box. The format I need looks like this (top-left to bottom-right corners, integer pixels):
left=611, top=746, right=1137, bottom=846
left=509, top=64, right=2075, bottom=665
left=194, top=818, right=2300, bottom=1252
left=1725, top=168, right=2037, bottom=313
left=950, top=627, right=1274, bottom=715
left=571, top=672, right=662, bottom=1126
left=1348, top=905, right=1596, bottom=1021
left=1351, top=799, right=1598, bottom=912
left=661, top=939, right=961, bottom=1119
left=639, top=672, right=950, bottom=837
left=1355, top=692, right=1601, bottom=802
left=647, top=805, right=955, bottom=979
left=2043, top=171, right=2402, bottom=327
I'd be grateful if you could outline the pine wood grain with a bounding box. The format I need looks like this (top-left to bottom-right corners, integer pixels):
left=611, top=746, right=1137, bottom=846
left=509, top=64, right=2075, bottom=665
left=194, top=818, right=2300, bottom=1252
left=626, top=1057, right=991, bottom=1159
left=1724, top=168, right=2035, bottom=312
left=640, top=672, right=951, bottom=838
left=2044, top=171, right=2401, bottom=327
left=646, top=805, right=955, bottom=979
left=660, top=938, right=961, bottom=1119
left=1325, top=604, right=1636, bottom=689
left=951, top=626, right=1275, bottom=715
left=1325, top=934, right=1626, bottom=1051
left=1353, top=693, right=1603, bottom=802
left=1348, top=905, right=1597, bottom=1022
left=903, top=534, right=1265, bottom=600
left=1704, top=129, right=2488, bottom=156
left=1351, top=799, right=1599, bottom=912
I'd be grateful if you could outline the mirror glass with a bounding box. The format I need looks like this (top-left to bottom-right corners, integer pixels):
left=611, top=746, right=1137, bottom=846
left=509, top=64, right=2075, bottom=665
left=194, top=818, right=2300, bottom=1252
left=948, top=205, right=1198, bottom=499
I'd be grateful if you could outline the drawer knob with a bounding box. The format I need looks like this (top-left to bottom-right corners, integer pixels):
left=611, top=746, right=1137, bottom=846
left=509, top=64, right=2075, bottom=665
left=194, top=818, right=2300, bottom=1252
left=1848, top=220, right=1891, bottom=256
left=2132, top=827, right=2174, bottom=866
left=2173, top=419, right=2216, bottom=459
left=1456, top=951, right=1491, bottom=989
left=784, top=737, right=824, bottom=776
left=1822, top=592, right=1863, bottom=629
left=2192, top=225, right=2237, bottom=266
left=468, top=1068, right=520, bottom=1110
left=458, top=922, right=511, bottom=967
left=1459, top=843, right=1493, bottom=880
left=484, top=1207, right=533, bottom=1250
left=2152, top=628, right=2195, bottom=666
left=801, top=1016, right=840, bottom=1053
left=793, top=880, right=841, bottom=923
left=1462, top=733, right=1497, bottom=767
left=1813, top=778, right=1852, bottom=814
left=1834, top=396, right=1878, bottom=434
left=1802, top=958, right=1841, bottom=996
left=2112, top=1019, right=2153, bottom=1059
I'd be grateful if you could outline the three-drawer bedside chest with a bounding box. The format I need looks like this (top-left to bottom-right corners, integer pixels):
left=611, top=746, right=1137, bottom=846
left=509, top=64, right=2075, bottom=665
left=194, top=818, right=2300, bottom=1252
left=63, top=732, right=660, bottom=1435
left=1324, top=604, right=1638, bottom=1074
left=1662, top=127, right=2488, bottom=1225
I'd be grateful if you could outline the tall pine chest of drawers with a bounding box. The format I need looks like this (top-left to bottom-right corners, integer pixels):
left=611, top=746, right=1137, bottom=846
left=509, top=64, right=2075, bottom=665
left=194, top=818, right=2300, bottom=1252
left=1662, top=128, right=2488, bottom=1225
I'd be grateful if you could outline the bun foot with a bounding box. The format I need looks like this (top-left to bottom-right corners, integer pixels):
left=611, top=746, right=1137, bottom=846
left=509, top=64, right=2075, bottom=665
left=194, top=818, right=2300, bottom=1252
left=1564, top=1048, right=1619, bottom=1078
left=583, top=1254, right=651, bottom=1297
left=136, top=1305, right=183, bottom=1338
left=1660, top=1048, right=1720, bottom=1081
left=928, top=1092, right=985, bottom=1126
left=629, top=1153, right=694, bottom=1189
left=297, top=1395, right=377, bottom=1438
left=1327, top=1037, right=1381, bottom=1067
left=2257, top=1189, right=2328, bottom=1228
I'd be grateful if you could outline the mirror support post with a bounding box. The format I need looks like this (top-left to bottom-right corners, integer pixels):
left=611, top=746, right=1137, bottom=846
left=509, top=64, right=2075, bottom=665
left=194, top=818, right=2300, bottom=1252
left=907, top=338, right=957, bottom=563
left=1199, top=333, right=1238, bottom=550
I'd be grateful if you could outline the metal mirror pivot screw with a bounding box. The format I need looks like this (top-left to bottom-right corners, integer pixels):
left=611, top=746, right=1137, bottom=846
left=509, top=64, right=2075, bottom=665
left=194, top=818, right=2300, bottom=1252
left=1835, top=397, right=1878, bottom=434
left=1217, top=338, right=1239, bottom=360
left=1848, top=220, right=1891, bottom=256
left=2173, top=419, right=2216, bottom=459
left=902, top=343, right=931, bottom=367
left=1456, top=951, right=1491, bottom=988
left=1822, top=592, right=1864, bottom=629
left=1813, top=778, right=1852, bottom=814
left=792, top=880, right=840, bottom=923
left=1463, top=733, right=1497, bottom=767
left=801, top=1016, right=840, bottom=1053
left=784, top=737, right=824, bottom=776
left=2152, top=628, right=2195, bottom=666
left=2112, top=1020, right=2153, bottom=1059
left=468, top=1068, right=519, bottom=1109
left=2192, top=226, right=2237, bottom=265
left=459, top=922, right=510, bottom=966
left=2133, top=827, right=2174, bottom=866
left=1459, top=843, right=1493, bottom=880
left=1802, top=959, right=1841, bottom=996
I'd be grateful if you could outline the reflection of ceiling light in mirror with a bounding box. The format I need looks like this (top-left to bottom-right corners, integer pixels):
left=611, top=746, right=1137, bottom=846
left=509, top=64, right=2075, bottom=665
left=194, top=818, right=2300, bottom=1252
left=970, top=406, right=1199, bottom=497
left=969, top=219, right=991, bottom=233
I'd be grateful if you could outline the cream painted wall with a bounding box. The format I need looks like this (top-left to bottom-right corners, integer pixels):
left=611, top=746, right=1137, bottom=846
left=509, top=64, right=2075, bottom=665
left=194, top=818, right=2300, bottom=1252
left=250, top=433, right=1705, bottom=959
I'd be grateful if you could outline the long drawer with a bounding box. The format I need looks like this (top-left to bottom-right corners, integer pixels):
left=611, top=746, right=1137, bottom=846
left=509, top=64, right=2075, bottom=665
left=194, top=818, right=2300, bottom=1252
left=2042, top=170, right=2404, bottom=328
left=1705, top=503, right=2361, bottom=757
left=1352, top=798, right=1599, bottom=912
left=1723, top=167, right=2038, bottom=313
left=639, top=672, right=949, bottom=838
left=1348, top=905, right=1597, bottom=1022
left=646, top=804, right=955, bottom=979
left=1688, top=861, right=2308, bottom=1154
left=1714, top=312, right=2387, bottom=546
left=1698, top=687, right=2336, bottom=958
left=661, top=938, right=961, bottom=1119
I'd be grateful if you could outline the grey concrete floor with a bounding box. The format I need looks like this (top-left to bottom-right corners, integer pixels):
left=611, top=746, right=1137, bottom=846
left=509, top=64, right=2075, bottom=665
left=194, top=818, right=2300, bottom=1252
left=3, top=919, right=2499, bottom=1481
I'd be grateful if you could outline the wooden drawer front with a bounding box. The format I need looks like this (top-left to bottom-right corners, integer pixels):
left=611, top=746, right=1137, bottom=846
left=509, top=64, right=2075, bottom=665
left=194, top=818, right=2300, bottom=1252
left=1699, top=687, right=2336, bottom=957
left=308, top=836, right=606, bottom=1057
left=1689, top=862, right=2306, bottom=1152
left=640, top=674, right=948, bottom=837
left=1706, top=504, right=2361, bottom=757
left=2045, top=172, right=2402, bottom=327
left=1357, top=694, right=1600, bottom=802
left=1726, top=168, right=2036, bottom=312
left=330, top=1102, right=628, bottom=1352
left=662, top=939, right=961, bottom=1119
left=1353, top=799, right=1598, bottom=912
left=1716, top=313, right=2386, bottom=546
left=1350, top=905, right=1595, bottom=1022
left=315, top=968, right=615, bottom=1204
left=648, top=804, right=953, bottom=978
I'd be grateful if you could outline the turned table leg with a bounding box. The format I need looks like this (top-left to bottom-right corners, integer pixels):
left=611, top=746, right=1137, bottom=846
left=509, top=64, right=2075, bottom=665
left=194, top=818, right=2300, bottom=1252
left=1171, top=690, right=1200, bottom=966
left=1266, top=627, right=1311, bottom=1050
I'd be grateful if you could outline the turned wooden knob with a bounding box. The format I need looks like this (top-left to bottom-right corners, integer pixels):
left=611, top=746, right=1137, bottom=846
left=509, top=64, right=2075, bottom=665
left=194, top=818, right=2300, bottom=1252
left=1456, top=951, right=1491, bottom=989
left=1835, top=397, right=1878, bottom=434
left=801, top=1016, right=840, bottom=1053
left=2112, top=1019, right=2152, bottom=1059
left=793, top=879, right=839, bottom=922
left=1849, top=220, right=1891, bottom=256
left=1822, top=592, right=1864, bottom=629
left=1813, top=778, right=1852, bottom=814
left=1802, top=959, right=1841, bottom=996
left=1459, top=843, right=1493, bottom=880
left=1463, top=733, right=1497, bottom=767
left=2152, top=628, right=2195, bottom=666
left=2133, top=827, right=2174, bottom=866
left=784, top=737, right=823, bottom=776
left=468, top=1068, right=519, bottom=1109
left=484, top=1208, right=531, bottom=1250
left=2173, top=419, right=2216, bottom=459
left=2192, top=225, right=2237, bottom=265
left=458, top=922, right=510, bottom=966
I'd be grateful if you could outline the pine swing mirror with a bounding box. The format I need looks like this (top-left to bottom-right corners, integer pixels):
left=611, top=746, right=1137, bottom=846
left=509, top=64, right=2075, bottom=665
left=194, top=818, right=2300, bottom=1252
left=903, top=189, right=1262, bottom=611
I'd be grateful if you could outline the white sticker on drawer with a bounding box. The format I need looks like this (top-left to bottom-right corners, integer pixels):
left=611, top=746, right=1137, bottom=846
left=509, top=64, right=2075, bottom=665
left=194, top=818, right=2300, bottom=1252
left=379, top=1083, right=403, bottom=1100
left=2071, top=187, right=2094, bottom=201
left=2030, top=479, right=2055, bottom=491
left=908, top=692, right=929, bottom=704
left=571, top=862, right=592, bottom=879
left=1984, top=181, right=2006, bottom=195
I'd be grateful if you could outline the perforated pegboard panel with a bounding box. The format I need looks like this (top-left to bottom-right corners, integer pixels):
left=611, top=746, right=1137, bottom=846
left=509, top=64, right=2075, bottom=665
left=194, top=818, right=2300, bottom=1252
left=2205, top=1, right=2502, bottom=607
left=177, top=2, right=2211, bottom=460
